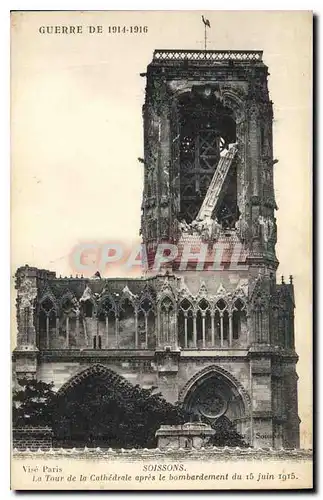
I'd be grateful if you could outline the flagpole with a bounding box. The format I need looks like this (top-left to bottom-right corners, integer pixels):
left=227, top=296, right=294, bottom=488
left=202, top=16, right=210, bottom=55
left=204, top=23, right=207, bottom=52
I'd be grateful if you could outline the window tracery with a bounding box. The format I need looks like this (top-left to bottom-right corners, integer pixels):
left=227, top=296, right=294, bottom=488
left=97, top=296, right=116, bottom=349
left=138, top=296, right=156, bottom=349
left=160, top=296, right=175, bottom=345
left=39, top=297, right=57, bottom=349
left=36, top=281, right=248, bottom=351
left=60, top=296, right=78, bottom=348
left=177, top=290, right=247, bottom=349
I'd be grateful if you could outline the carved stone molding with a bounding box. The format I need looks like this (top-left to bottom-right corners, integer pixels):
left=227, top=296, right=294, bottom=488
left=57, top=363, right=134, bottom=396
left=178, top=364, right=252, bottom=413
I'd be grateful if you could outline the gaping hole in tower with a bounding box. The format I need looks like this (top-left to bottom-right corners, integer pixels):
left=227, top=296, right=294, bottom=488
left=141, top=49, right=277, bottom=271
left=178, top=88, right=237, bottom=226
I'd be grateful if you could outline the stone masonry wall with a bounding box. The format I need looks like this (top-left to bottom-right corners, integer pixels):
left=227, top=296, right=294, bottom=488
left=13, top=427, right=53, bottom=451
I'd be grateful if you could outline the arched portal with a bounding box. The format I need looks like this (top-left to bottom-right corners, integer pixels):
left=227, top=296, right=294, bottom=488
left=53, top=364, right=185, bottom=449
left=57, top=363, right=133, bottom=396
left=179, top=366, right=251, bottom=442
left=54, top=364, right=138, bottom=448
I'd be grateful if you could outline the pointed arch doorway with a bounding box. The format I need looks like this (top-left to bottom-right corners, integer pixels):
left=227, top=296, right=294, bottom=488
left=53, top=364, right=138, bottom=448
left=179, top=366, right=251, bottom=445
left=52, top=363, right=185, bottom=449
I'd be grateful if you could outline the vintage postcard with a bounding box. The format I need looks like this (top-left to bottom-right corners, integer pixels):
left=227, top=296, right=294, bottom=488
left=11, top=10, right=313, bottom=490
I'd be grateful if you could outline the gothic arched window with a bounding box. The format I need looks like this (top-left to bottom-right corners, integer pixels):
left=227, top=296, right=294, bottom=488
left=178, top=298, right=193, bottom=348
left=232, top=298, right=246, bottom=341
left=196, top=299, right=211, bottom=348
left=216, top=299, right=228, bottom=347
left=61, top=297, right=77, bottom=348
left=118, top=298, right=136, bottom=349
left=138, top=296, right=156, bottom=349
left=39, top=297, right=57, bottom=349
left=97, top=297, right=116, bottom=348
left=160, top=297, right=175, bottom=345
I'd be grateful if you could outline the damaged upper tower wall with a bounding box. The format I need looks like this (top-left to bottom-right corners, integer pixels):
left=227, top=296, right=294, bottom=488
left=141, top=50, right=278, bottom=271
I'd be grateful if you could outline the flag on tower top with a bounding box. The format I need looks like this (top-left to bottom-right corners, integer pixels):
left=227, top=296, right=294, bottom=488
left=202, top=15, right=211, bottom=28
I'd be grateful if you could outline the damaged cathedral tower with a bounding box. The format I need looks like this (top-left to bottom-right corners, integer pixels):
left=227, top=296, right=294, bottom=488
left=14, top=49, right=300, bottom=449
left=141, top=49, right=299, bottom=448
